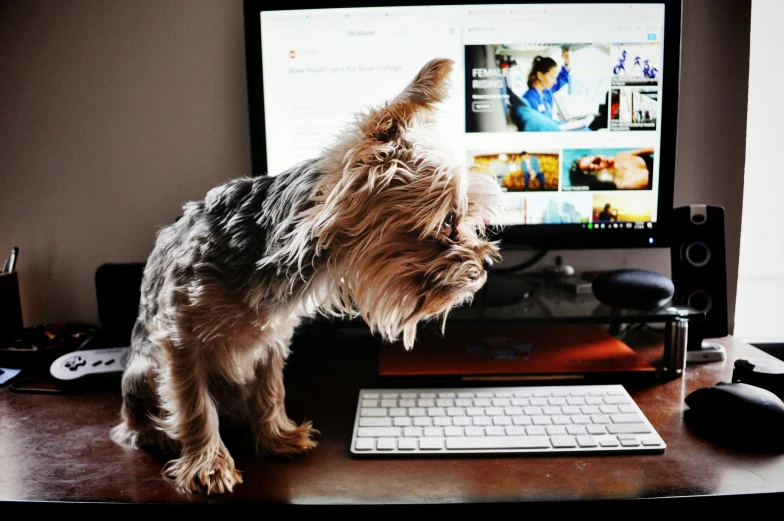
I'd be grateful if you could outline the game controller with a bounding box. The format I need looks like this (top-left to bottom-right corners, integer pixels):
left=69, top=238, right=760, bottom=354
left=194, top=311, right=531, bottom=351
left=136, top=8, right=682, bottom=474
left=50, top=346, right=130, bottom=389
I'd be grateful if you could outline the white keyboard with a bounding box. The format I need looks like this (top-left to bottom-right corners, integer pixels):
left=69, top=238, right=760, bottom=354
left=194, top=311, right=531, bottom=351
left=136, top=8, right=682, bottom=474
left=351, top=384, right=665, bottom=455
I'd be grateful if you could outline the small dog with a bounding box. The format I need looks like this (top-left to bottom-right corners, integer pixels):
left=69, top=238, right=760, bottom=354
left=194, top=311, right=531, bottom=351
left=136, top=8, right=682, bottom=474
left=111, top=58, right=506, bottom=495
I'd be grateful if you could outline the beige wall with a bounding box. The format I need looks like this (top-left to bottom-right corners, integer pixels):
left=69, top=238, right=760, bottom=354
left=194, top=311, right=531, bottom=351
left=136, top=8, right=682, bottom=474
left=0, top=1, right=750, bottom=332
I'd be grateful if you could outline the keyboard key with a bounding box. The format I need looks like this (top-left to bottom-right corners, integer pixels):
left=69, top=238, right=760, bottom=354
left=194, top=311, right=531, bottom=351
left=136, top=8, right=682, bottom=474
left=355, top=439, right=375, bottom=450
left=437, top=399, right=454, bottom=407
left=398, top=438, right=417, bottom=450
left=358, top=427, right=401, bottom=437
left=420, top=393, right=436, bottom=398
left=394, top=417, right=412, bottom=427
left=381, top=399, right=397, bottom=407
left=526, top=426, right=546, bottom=436
left=465, top=427, right=484, bottom=436
left=457, top=392, right=474, bottom=398
left=587, top=425, right=607, bottom=435
left=512, top=416, right=532, bottom=426
left=466, top=407, right=484, bottom=416
left=577, top=435, right=599, bottom=447
left=606, top=423, right=653, bottom=434
left=611, top=413, right=645, bottom=424
left=485, top=426, right=505, bottom=436
left=414, top=417, right=433, bottom=427
left=492, top=398, right=511, bottom=406
left=453, top=417, right=472, bottom=426
left=400, top=393, right=417, bottom=399
left=444, top=427, right=464, bottom=437
left=403, top=427, right=423, bottom=437
left=427, top=407, right=446, bottom=417
left=389, top=408, right=407, bottom=417
left=493, top=416, right=512, bottom=426
left=551, top=436, right=577, bottom=448
left=619, top=437, right=641, bottom=447
left=590, top=415, right=610, bottom=424
left=446, top=436, right=551, bottom=450
left=434, top=417, right=452, bottom=427
left=476, top=392, right=493, bottom=398
left=605, top=396, right=631, bottom=405
left=418, top=399, right=435, bottom=407
left=504, top=407, right=523, bottom=416
left=532, top=416, right=552, bottom=425
left=566, top=425, right=587, bottom=435
left=381, top=393, right=398, bottom=399
left=420, top=438, right=444, bottom=450
left=399, top=399, right=416, bottom=407
left=359, top=418, right=392, bottom=427
left=600, top=405, right=620, bottom=414
left=438, top=392, right=456, bottom=398
left=543, top=406, right=562, bottom=415
left=377, top=438, right=396, bottom=450
left=362, top=400, right=379, bottom=407
left=424, top=427, right=442, bottom=437
left=505, top=426, right=526, bottom=435
left=548, top=397, right=567, bottom=406
left=530, top=398, right=548, bottom=406
left=585, top=397, right=604, bottom=405
left=546, top=425, right=567, bottom=435
left=599, top=436, right=620, bottom=447
left=640, top=436, right=663, bottom=446
left=485, top=407, right=504, bottom=416
left=455, top=399, right=472, bottom=407
left=552, top=416, right=572, bottom=425
left=363, top=393, right=379, bottom=399
left=408, top=408, right=426, bottom=417
left=474, top=398, right=492, bottom=406
left=495, top=391, right=512, bottom=398
left=473, top=417, right=492, bottom=426
left=360, top=408, right=387, bottom=417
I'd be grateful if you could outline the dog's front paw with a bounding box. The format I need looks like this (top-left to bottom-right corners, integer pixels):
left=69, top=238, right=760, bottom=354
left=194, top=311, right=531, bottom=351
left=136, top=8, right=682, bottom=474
left=163, top=446, right=243, bottom=495
left=257, top=420, right=319, bottom=457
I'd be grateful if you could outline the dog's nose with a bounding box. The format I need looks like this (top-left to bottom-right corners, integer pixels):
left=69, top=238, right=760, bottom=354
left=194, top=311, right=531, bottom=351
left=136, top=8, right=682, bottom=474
left=482, top=256, right=493, bottom=271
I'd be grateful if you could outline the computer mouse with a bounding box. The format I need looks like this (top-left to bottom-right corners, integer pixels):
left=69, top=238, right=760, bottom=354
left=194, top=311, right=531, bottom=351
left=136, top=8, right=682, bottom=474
left=684, top=382, right=784, bottom=451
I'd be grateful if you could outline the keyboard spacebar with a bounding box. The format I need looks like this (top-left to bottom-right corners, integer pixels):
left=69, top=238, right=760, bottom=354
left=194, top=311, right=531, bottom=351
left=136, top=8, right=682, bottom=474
left=446, top=436, right=551, bottom=450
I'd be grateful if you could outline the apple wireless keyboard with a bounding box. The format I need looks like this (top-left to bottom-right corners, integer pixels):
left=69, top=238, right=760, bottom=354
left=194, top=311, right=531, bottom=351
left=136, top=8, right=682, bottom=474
left=350, top=384, right=665, bottom=455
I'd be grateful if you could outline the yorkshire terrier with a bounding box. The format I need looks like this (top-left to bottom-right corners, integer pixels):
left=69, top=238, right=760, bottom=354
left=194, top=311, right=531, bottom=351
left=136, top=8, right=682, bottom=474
left=111, top=58, right=506, bottom=495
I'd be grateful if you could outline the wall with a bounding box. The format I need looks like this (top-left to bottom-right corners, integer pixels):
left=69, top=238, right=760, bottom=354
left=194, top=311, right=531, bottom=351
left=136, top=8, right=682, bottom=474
left=0, top=1, right=750, bottom=332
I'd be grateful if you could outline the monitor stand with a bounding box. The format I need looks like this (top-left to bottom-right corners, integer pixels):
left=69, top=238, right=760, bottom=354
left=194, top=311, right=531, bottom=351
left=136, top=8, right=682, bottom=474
left=476, top=272, right=539, bottom=308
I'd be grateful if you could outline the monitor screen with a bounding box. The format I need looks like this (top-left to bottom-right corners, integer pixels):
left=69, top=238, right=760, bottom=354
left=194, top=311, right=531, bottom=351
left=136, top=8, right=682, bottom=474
left=244, top=1, right=680, bottom=249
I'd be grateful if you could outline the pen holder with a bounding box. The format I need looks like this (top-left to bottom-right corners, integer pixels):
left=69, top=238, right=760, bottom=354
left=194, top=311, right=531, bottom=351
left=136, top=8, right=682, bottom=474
left=0, top=271, right=24, bottom=346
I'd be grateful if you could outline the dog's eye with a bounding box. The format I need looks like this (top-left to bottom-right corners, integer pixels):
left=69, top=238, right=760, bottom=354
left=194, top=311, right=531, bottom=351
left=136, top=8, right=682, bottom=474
left=443, top=212, right=455, bottom=229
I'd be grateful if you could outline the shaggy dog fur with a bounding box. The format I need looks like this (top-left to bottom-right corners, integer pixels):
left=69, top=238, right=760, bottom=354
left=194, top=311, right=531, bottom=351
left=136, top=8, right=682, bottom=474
left=111, top=58, right=506, bottom=494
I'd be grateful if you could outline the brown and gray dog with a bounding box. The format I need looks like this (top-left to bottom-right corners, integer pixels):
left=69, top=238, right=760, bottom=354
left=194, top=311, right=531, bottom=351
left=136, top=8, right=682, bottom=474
left=111, top=58, right=506, bottom=495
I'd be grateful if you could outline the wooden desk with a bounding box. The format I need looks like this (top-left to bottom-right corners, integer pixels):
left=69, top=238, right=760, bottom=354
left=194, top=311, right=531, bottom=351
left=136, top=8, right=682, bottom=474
left=1, top=326, right=783, bottom=512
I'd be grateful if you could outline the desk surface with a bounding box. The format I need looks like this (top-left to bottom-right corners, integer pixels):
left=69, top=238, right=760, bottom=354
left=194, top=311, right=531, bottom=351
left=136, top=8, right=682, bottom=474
left=1, top=326, right=783, bottom=511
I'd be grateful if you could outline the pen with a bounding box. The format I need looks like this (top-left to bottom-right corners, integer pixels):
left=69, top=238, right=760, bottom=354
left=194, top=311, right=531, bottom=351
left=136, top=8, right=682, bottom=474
left=1, top=257, right=8, bottom=274
left=7, top=247, right=18, bottom=272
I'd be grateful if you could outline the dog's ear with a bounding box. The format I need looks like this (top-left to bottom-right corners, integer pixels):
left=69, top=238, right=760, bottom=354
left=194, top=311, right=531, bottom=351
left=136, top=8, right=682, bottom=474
left=361, top=58, right=453, bottom=142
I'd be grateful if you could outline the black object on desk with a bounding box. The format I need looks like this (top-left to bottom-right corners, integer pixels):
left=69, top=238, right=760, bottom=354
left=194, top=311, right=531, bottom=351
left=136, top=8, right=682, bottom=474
left=685, top=381, right=784, bottom=451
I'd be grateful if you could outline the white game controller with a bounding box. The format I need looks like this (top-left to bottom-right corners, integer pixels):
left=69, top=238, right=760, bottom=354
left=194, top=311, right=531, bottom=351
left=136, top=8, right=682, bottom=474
left=50, top=346, right=130, bottom=387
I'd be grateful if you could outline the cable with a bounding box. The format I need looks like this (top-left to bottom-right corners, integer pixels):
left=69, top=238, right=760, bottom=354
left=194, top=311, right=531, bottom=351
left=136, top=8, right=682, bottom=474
left=9, top=375, right=67, bottom=395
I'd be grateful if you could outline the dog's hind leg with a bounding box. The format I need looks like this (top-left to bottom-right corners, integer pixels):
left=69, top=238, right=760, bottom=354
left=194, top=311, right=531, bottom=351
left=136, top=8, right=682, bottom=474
left=249, top=349, right=318, bottom=456
left=153, top=328, right=243, bottom=495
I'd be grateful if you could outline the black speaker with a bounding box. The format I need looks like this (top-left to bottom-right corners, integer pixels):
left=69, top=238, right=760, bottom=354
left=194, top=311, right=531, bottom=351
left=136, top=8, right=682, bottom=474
left=670, top=205, right=729, bottom=349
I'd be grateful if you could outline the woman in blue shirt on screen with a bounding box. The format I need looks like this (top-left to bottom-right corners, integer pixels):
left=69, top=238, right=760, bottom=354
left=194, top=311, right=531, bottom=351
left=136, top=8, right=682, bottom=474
left=522, top=48, right=571, bottom=122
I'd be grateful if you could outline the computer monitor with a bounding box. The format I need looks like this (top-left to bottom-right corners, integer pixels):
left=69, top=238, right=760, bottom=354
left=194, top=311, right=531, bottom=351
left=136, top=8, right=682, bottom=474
left=243, top=0, right=680, bottom=251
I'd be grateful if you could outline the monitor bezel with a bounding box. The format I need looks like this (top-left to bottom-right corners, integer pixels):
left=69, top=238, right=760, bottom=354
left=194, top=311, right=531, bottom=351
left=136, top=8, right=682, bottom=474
left=243, top=0, right=682, bottom=250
